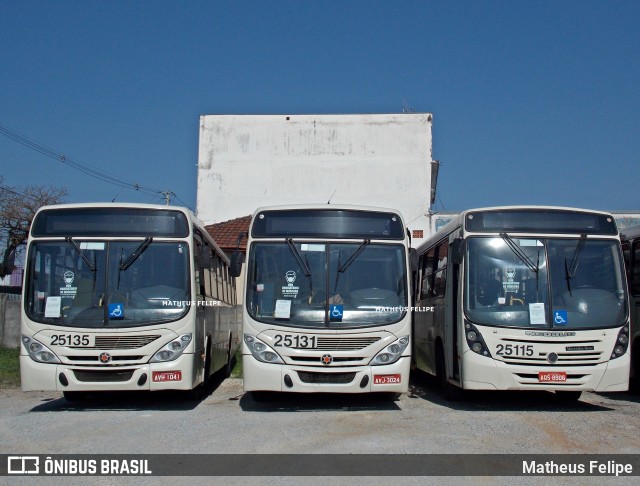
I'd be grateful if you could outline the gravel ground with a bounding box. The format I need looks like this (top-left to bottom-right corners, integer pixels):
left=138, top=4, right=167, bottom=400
left=1, top=373, right=639, bottom=485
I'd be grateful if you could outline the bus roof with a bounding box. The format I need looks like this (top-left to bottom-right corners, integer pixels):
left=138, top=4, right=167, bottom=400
left=30, top=203, right=202, bottom=240
left=419, top=205, right=618, bottom=250
left=249, top=204, right=406, bottom=241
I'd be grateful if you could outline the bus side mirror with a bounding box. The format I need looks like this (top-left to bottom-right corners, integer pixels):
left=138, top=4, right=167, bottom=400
left=409, top=248, right=418, bottom=272
left=450, top=238, right=464, bottom=265
left=0, top=244, right=17, bottom=279
left=229, top=251, right=245, bottom=278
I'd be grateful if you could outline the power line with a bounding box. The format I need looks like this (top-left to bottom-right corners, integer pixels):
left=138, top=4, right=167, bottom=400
left=0, top=123, right=180, bottom=201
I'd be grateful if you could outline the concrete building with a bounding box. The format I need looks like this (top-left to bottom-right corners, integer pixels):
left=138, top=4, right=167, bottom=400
left=197, top=113, right=438, bottom=245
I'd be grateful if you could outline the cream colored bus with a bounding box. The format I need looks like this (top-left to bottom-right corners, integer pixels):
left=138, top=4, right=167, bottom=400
left=19, top=203, right=240, bottom=400
left=413, top=206, right=630, bottom=401
left=235, top=205, right=413, bottom=400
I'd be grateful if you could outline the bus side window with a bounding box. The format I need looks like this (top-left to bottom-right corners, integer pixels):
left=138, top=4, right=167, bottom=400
left=632, top=241, right=640, bottom=297
left=433, top=242, right=448, bottom=297
left=193, top=237, right=202, bottom=298
left=420, top=248, right=436, bottom=300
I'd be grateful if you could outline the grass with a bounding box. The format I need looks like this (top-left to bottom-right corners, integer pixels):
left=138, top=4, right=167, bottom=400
left=0, top=346, right=20, bottom=389
left=230, top=349, right=243, bottom=379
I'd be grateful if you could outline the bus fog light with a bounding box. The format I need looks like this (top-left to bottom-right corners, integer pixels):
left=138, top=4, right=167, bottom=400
left=22, top=335, right=61, bottom=364
left=472, top=342, right=483, bottom=353
left=614, top=345, right=625, bottom=356
left=150, top=333, right=192, bottom=363
left=244, top=334, right=284, bottom=364
left=371, top=335, right=409, bottom=366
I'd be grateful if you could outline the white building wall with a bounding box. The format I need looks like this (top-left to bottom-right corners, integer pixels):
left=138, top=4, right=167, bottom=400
left=197, top=114, right=434, bottom=242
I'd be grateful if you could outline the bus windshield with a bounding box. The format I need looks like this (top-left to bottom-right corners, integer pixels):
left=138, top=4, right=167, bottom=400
left=25, top=240, right=190, bottom=328
left=246, top=242, right=407, bottom=328
left=465, top=237, right=627, bottom=329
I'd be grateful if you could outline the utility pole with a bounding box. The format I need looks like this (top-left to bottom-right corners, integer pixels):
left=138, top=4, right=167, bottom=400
left=162, top=191, right=173, bottom=205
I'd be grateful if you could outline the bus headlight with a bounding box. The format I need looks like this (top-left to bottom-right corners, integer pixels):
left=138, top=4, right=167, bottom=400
left=464, top=322, right=492, bottom=358
left=22, top=335, right=61, bottom=364
left=611, top=326, right=629, bottom=359
left=370, top=335, right=409, bottom=366
left=244, top=334, right=284, bottom=364
left=150, top=333, right=192, bottom=363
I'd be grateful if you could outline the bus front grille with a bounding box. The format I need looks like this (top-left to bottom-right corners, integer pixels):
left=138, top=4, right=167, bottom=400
left=72, top=369, right=135, bottom=382
left=297, top=371, right=356, bottom=384
left=314, top=337, right=380, bottom=351
left=69, top=335, right=161, bottom=350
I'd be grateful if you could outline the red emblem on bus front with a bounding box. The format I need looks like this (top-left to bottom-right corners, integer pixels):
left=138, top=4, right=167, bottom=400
left=99, top=353, right=111, bottom=363
left=321, top=354, right=333, bottom=365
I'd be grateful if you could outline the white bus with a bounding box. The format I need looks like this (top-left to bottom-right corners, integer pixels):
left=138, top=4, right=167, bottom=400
left=18, top=203, right=240, bottom=400
left=413, top=206, right=630, bottom=400
left=621, top=225, right=640, bottom=389
left=234, top=205, right=413, bottom=399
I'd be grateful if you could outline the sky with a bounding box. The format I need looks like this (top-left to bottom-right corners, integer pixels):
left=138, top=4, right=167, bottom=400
left=1, top=1, right=639, bottom=215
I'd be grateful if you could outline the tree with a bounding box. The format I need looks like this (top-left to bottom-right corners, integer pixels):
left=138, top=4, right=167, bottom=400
left=0, top=181, right=67, bottom=278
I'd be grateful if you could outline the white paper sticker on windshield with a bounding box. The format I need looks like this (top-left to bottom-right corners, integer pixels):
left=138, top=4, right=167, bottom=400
left=80, top=242, right=105, bottom=250
left=529, top=303, right=546, bottom=324
left=300, top=244, right=324, bottom=252
left=274, top=299, right=292, bottom=319
left=45, top=296, right=62, bottom=318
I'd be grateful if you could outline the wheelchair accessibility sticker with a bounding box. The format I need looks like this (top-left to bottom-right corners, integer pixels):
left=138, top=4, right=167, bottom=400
left=554, top=310, right=568, bottom=325
left=108, top=303, right=124, bottom=319
left=330, top=304, right=343, bottom=321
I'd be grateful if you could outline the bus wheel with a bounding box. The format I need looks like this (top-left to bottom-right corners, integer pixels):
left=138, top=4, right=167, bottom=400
left=251, top=391, right=276, bottom=402
left=203, top=340, right=212, bottom=390
left=555, top=391, right=582, bottom=401
left=63, top=391, right=88, bottom=402
left=224, top=335, right=233, bottom=378
left=436, top=346, right=463, bottom=401
left=378, top=392, right=401, bottom=401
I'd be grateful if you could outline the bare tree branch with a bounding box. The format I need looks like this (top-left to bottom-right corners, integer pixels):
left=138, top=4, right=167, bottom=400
left=0, top=182, right=67, bottom=277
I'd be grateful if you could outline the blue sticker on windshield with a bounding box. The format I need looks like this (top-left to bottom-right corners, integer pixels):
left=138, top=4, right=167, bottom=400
left=330, top=305, right=343, bottom=321
left=553, top=310, right=568, bottom=325
left=108, top=303, right=124, bottom=319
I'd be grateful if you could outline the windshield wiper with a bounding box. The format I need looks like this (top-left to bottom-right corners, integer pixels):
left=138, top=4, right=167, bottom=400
left=338, top=240, right=371, bottom=273
left=499, top=233, right=539, bottom=274
left=119, top=237, right=153, bottom=271
left=65, top=237, right=96, bottom=272
left=286, top=238, right=311, bottom=277
left=564, top=234, right=587, bottom=296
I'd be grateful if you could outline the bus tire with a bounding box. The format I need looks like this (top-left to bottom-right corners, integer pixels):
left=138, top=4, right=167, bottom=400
left=251, top=391, right=276, bottom=402
left=203, top=339, right=212, bottom=389
left=63, top=391, right=88, bottom=402
left=378, top=392, right=401, bottom=401
left=555, top=390, right=582, bottom=401
left=436, top=345, right=463, bottom=401
left=224, top=334, right=233, bottom=378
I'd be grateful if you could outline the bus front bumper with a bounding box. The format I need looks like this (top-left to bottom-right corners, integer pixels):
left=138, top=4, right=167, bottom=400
left=460, top=350, right=630, bottom=392
left=20, top=354, right=199, bottom=393
left=242, top=354, right=410, bottom=394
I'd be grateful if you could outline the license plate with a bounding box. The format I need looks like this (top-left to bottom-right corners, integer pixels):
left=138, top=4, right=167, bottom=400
left=538, top=371, right=567, bottom=382
left=373, top=374, right=402, bottom=385
left=152, top=371, right=182, bottom=382
left=49, top=333, right=95, bottom=347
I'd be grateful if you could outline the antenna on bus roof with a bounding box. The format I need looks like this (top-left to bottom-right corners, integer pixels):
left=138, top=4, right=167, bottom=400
left=327, top=190, right=337, bottom=205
